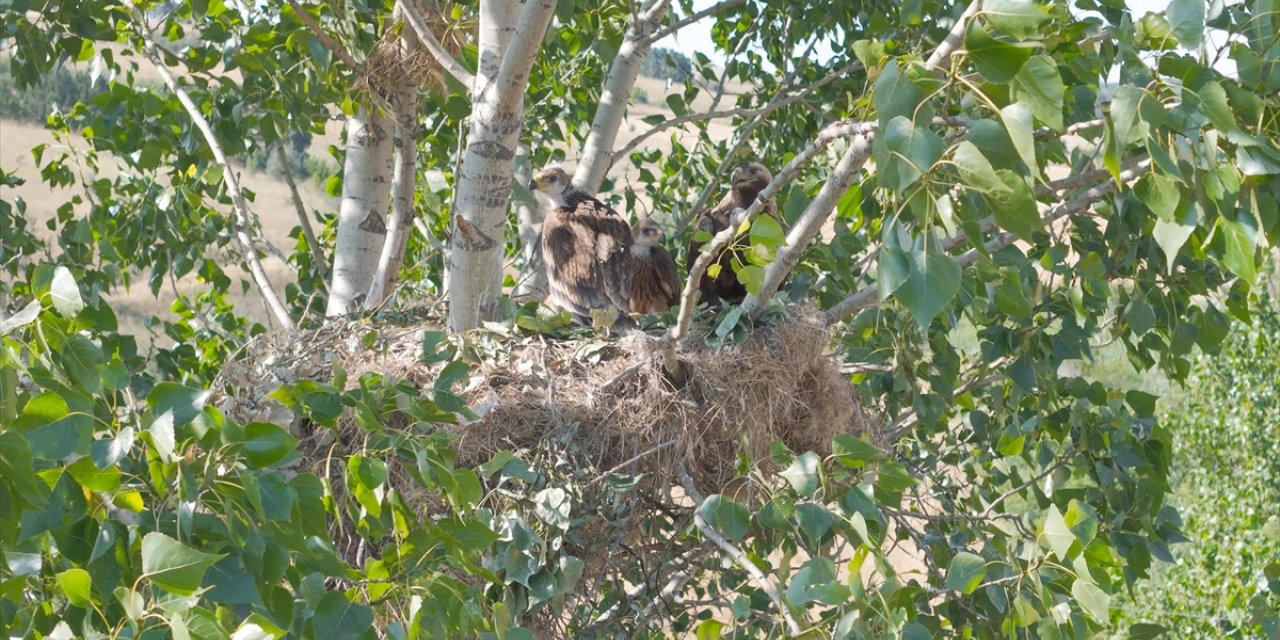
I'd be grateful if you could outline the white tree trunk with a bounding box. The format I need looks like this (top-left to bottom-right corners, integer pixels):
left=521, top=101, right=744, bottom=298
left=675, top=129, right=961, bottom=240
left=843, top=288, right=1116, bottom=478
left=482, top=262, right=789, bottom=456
left=572, top=0, right=671, bottom=193
left=326, top=109, right=395, bottom=316
left=512, top=146, right=548, bottom=299
left=446, top=0, right=557, bottom=331
left=367, top=27, right=423, bottom=309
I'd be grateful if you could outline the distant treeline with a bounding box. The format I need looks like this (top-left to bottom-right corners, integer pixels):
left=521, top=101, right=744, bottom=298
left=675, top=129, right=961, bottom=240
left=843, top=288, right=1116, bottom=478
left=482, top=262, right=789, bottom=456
left=0, top=65, right=332, bottom=183
left=640, top=47, right=692, bottom=83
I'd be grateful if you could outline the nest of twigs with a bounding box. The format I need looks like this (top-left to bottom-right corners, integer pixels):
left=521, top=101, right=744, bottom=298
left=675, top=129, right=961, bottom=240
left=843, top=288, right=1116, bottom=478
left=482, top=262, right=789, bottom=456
left=228, top=305, right=873, bottom=492
left=360, top=1, right=467, bottom=96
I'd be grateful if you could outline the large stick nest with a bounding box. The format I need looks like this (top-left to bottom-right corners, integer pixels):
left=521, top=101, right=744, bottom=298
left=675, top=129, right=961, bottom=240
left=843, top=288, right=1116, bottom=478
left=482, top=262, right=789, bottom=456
left=220, top=306, right=877, bottom=494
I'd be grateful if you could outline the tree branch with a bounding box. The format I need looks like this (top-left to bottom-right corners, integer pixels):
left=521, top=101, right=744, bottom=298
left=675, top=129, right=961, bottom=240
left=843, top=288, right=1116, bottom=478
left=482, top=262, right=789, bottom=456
left=740, top=134, right=874, bottom=319
left=276, top=143, right=329, bottom=284
left=643, top=0, right=745, bottom=44
left=140, top=37, right=295, bottom=332
left=574, top=0, right=673, bottom=192
left=822, top=158, right=1153, bottom=326
left=284, top=0, right=363, bottom=74
left=925, top=0, right=982, bottom=72
left=611, top=59, right=862, bottom=171
left=494, top=0, right=557, bottom=106
left=678, top=468, right=804, bottom=637
left=397, top=0, right=474, bottom=88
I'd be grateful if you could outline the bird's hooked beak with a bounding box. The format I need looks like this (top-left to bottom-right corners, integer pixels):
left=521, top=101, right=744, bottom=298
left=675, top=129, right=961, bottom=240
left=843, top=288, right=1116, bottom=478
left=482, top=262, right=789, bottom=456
left=527, top=177, right=541, bottom=192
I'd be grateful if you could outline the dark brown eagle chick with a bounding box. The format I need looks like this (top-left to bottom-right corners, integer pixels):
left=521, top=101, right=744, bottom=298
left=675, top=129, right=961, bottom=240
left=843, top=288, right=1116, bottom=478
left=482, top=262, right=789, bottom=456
left=529, top=166, right=636, bottom=330
left=629, top=218, right=680, bottom=314
left=688, top=161, right=779, bottom=306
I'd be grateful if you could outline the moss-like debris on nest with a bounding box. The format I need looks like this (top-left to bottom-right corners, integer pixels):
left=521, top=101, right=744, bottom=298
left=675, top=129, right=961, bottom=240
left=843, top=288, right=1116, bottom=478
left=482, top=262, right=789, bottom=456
left=246, top=306, right=876, bottom=495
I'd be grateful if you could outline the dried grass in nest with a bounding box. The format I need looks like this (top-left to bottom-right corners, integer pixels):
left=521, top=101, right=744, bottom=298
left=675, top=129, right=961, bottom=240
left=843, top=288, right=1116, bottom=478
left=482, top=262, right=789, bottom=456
left=437, top=308, right=876, bottom=496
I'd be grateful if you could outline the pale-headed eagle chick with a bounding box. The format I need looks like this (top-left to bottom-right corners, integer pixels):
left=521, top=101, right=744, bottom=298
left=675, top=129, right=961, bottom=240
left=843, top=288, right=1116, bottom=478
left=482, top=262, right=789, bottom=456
left=688, top=161, right=779, bottom=306
left=529, top=166, right=636, bottom=329
left=629, top=218, right=680, bottom=314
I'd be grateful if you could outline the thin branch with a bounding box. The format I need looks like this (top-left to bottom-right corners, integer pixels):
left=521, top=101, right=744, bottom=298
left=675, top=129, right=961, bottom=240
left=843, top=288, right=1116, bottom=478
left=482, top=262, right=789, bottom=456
left=823, top=158, right=1152, bottom=326
left=284, top=0, right=363, bottom=74
left=397, top=0, right=474, bottom=87
left=139, top=35, right=295, bottom=332
left=925, top=0, right=981, bottom=72
left=740, top=133, right=874, bottom=318
left=611, top=59, right=862, bottom=169
left=677, top=468, right=804, bottom=637
left=642, top=0, right=745, bottom=44
left=276, top=142, right=329, bottom=284
left=665, top=119, right=875, bottom=343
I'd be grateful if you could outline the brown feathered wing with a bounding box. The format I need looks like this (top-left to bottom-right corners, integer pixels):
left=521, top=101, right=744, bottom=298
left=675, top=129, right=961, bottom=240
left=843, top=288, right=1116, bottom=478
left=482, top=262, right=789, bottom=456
left=630, top=244, right=680, bottom=314
left=541, top=193, right=636, bottom=327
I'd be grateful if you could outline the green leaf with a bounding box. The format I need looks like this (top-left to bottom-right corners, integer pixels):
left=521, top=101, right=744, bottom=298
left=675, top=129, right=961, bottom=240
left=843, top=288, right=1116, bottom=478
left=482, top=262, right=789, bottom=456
left=0, top=431, right=47, bottom=507
left=141, top=532, right=225, bottom=596
left=438, top=518, right=498, bottom=553
left=878, top=245, right=912, bottom=299
left=795, top=504, right=836, bottom=546
left=348, top=455, right=388, bottom=518
left=696, top=620, right=725, bottom=640
left=780, top=451, right=820, bottom=497
left=1198, top=81, right=1235, bottom=131
left=785, top=557, right=842, bottom=605
left=1008, top=56, right=1059, bottom=132
left=1042, top=504, right=1074, bottom=561
left=875, top=116, right=944, bottom=193
left=750, top=214, right=785, bottom=250
left=964, top=21, right=1035, bottom=83
left=1221, top=215, right=1258, bottom=285
left=945, top=552, right=987, bottom=593
left=146, top=383, right=210, bottom=427
left=0, top=300, right=40, bottom=335
left=969, top=119, right=1023, bottom=168
left=1167, top=0, right=1205, bottom=49
left=895, top=250, right=962, bottom=329
left=832, top=434, right=879, bottom=468
left=533, top=487, right=572, bottom=529
left=1111, top=86, right=1151, bottom=146
left=1001, top=103, right=1040, bottom=178
left=14, top=392, right=92, bottom=460
left=1071, top=579, right=1111, bottom=622
left=874, top=59, right=925, bottom=125
left=738, top=264, right=765, bottom=295
left=983, top=0, right=1050, bottom=39
left=1135, top=173, right=1182, bottom=221
left=149, top=411, right=176, bottom=464
left=56, top=568, right=93, bottom=608
left=242, top=422, right=298, bottom=468
left=875, top=460, right=920, bottom=492
left=1128, top=623, right=1170, bottom=639
left=50, top=266, right=84, bottom=318
left=1153, top=200, right=1199, bottom=274
left=954, top=141, right=1007, bottom=193
left=699, top=495, right=750, bottom=541
left=67, top=456, right=121, bottom=491
left=989, top=170, right=1042, bottom=241
left=312, top=592, right=373, bottom=640
left=1064, top=499, right=1100, bottom=547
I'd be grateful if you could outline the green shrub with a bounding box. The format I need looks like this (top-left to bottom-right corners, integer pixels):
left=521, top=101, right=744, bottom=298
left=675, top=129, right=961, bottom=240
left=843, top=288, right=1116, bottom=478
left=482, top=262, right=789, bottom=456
left=1114, top=305, right=1280, bottom=638
left=0, top=65, right=108, bottom=124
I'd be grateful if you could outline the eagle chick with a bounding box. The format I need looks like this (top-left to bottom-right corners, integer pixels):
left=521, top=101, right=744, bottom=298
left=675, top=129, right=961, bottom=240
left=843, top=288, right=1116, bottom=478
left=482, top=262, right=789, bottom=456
left=529, top=166, right=636, bottom=330
left=688, top=161, right=779, bottom=307
left=629, top=218, right=680, bottom=314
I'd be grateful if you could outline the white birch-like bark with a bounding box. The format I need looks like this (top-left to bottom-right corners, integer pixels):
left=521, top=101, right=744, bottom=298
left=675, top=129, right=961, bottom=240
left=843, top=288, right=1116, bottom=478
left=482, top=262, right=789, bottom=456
left=572, top=0, right=672, bottom=193
left=367, top=25, right=423, bottom=309
left=511, top=146, right=548, bottom=299
left=446, top=0, right=557, bottom=331
left=326, top=109, right=395, bottom=316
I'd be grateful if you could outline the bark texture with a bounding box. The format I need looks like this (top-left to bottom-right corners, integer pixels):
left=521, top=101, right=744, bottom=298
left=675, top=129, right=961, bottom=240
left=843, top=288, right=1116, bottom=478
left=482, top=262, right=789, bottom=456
left=327, top=110, right=395, bottom=316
